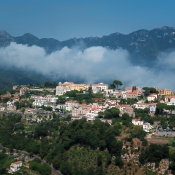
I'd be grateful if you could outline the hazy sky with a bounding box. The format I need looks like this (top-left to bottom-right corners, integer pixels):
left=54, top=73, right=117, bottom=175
left=0, top=0, right=175, bottom=40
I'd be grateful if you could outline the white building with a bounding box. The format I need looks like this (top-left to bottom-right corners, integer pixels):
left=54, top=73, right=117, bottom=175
left=32, top=95, right=58, bottom=107
left=33, top=97, right=48, bottom=107
left=56, top=104, right=66, bottom=111
left=84, top=113, right=97, bottom=121
left=132, top=118, right=143, bottom=125
left=48, top=97, right=58, bottom=103
left=7, top=100, right=17, bottom=110
left=166, top=96, right=175, bottom=106
left=9, top=161, right=22, bottom=173
left=164, top=96, right=175, bottom=103
left=149, top=104, right=157, bottom=113
left=121, top=91, right=127, bottom=99
left=65, top=100, right=78, bottom=111
left=56, top=82, right=73, bottom=96
left=147, top=93, right=157, bottom=102
left=143, top=122, right=153, bottom=132
left=0, top=106, right=5, bottom=111
left=20, top=87, right=28, bottom=96
left=86, top=83, right=108, bottom=93
left=7, top=101, right=15, bottom=108
left=133, top=103, right=149, bottom=109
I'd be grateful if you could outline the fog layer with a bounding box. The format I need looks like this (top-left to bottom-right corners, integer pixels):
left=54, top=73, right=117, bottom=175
left=0, top=42, right=175, bottom=89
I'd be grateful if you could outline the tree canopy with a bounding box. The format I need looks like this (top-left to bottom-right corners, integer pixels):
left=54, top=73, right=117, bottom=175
left=104, top=107, right=120, bottom=119
left=110, top=80, right=123, bottom=90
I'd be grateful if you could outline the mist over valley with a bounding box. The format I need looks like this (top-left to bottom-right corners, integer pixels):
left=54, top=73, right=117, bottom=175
left=0, top=26, right=175, bottom=91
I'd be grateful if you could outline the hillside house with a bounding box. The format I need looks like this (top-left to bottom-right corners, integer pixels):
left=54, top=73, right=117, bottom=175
left=56, top=82, right=86, bottom=95
left=149, top=103, right=157, bottom=113
left=143, top=122, right=153, bottom=132
left=121, top=106, right=135, bottom=117
left=65, top=100, right=78, bottom=111
left=86, top=83, right=108, bottom=93
left=8, top=161, right=22, bottom=174
left=133, top=102, right=149, bottom=109
left=132, top=118, right=143, bottom=125
left=147, top=93, right=157, bottom=102
left=7, top=100, right=17, bottom=111
left=20, top=87, right=28, bottom=96
left=125, top=87, right=132, bottom=93
left=127, top=90, right=138, bottom=99
left=0, top=106, right=5, bottom=111
left=159, top=89, right=174, bottom=96
left=164, top=96, right=175, bottom=105
left=72, top=104, right=88, bottom=118
left=13, top=85, right=19, bottom=90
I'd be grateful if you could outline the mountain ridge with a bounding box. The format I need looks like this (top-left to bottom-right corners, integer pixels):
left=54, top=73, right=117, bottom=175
left=1, top=26, right=175, bottom=55
left=1, top=26, right=175, bottom=91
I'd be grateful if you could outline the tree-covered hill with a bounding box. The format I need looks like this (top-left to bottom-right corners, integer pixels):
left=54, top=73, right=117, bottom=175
left=0, top=70, right=48, bottom=92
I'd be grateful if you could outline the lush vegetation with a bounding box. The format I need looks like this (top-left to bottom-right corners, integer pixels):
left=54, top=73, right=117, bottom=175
left=156, top=103, right=175, bottom=115
left=58, top=89, right=104, bottom=104
left=0, top=70, right=48, bottom=92
left=110, top=80, right=123, bottom=90
left=0, top=114, right=123, bottom=175
left=0, top=152, right=14, bottom=174
left=29, top=160, right=51, bottom=175
left=139, top=144, right=169, bottom=165
left=104, top=107, right=120, bottom=119
left=142, top=87, right=158, bottom=96
left=119, top=98, right=138, bottom=105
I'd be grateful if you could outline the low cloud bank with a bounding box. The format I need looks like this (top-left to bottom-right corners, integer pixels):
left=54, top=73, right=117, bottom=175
left=0, top=42, right=175, bottom=89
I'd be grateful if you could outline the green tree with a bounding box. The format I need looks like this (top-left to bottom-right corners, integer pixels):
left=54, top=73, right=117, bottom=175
left=113, top=80, right=123, bottom=90
left=130, top=126, right=146, bottom=140
left=110, top=83, right=115, bottom=90
left=104, top=107, right=120, bottom=119
left=156, top=103, right=167, bottom=115
left=132, top=86, right=136, bottom=91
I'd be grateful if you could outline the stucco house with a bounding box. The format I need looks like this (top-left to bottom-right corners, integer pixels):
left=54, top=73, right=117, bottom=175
left=8, top=161, right=22, bottom=174
left=147, top=93, right=157, bottom=102
left=132, top=118, right=143, bottom=125
left=143, top=122, right=153, bottom=132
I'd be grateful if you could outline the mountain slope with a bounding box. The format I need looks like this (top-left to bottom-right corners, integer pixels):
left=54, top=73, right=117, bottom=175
left=0, top=70, right=49, bottom=92
left=1, top=26, right=175, bottom=59
left=1, top=26, right=175, bottom=91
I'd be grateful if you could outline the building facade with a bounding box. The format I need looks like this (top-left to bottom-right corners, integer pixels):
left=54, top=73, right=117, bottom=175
left=56, top=82, right=86, bottom=95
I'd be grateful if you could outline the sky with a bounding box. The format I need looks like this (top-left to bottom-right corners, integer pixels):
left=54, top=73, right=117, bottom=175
left=1, top=0, right=175, bottom=89
left=0, top=0, right=175, bottom=40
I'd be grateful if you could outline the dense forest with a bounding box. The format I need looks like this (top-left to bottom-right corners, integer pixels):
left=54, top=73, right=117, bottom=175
left=1, top=112, right=175, bottom=174
left=0, top=113, right=123, bottom=174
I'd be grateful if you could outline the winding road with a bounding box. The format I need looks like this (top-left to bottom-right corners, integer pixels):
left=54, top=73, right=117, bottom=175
left=0, top=143, right=62, bottom=175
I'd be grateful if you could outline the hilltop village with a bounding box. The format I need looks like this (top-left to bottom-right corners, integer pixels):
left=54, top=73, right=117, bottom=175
left=1, top=81, right=175, bottom=174
left=0, top=81, right=174, bottom=130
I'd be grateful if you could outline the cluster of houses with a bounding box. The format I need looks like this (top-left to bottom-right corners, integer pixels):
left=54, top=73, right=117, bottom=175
left=132, top=118, right=153, bottom=132
left=56, top=82, right=108, bottom=95
left=54, top=82, right=158, bottom=120
left=1, top=82, right=175, bottom=130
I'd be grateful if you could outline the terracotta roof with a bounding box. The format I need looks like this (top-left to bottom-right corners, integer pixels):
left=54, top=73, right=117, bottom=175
left=12, top=161, right=22, bottom=165
left=132, top=118, right=141, bottom=121
left=148, top=94, right=157, bottom=97
left=128, top=90, right=137, bottom=95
